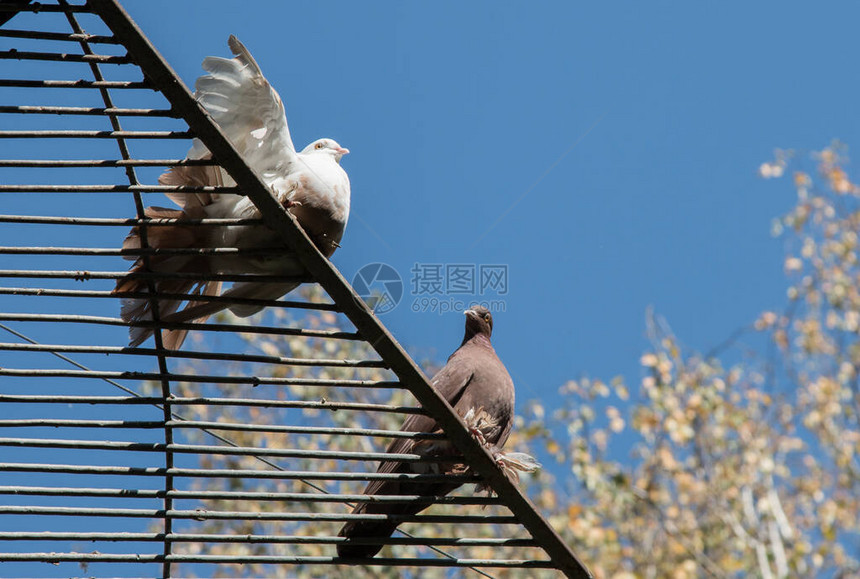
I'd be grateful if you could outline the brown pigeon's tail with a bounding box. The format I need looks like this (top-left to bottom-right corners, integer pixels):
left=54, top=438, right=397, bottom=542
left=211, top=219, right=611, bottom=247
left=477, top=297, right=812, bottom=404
left=113, top=205, right=221, bottom=350
left=336, top=516, right=400, bottom=559
left=336, top=478, right=422, bottom=559
left=337, top=476, right=463, bottom=559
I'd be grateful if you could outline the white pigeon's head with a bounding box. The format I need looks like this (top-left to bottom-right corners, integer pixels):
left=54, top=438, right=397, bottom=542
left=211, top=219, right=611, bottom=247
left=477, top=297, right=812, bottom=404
left=303, top=138, right=349, bottom=163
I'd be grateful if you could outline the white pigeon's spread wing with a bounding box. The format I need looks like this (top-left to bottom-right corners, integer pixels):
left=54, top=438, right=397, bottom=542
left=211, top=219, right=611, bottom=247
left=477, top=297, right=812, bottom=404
left=189, top=35, right=297, bottom=182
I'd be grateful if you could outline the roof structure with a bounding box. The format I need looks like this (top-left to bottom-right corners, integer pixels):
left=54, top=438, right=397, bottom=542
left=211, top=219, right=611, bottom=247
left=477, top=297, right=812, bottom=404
left=0, top=1, right=592, bottom=577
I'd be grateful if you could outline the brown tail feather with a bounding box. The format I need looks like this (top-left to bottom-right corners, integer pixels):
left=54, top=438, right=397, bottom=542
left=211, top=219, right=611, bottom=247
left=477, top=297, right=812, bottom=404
left=160, top=280, right=222, bottom=350
left=337, top=475, right=461, bottom=559
left=160, top=281, right=299, bottom=325
left=158, top=154, right=224, bottom=211
left=113, top=154, right=235, bottom=349
left=336, top=518, right=400, bottom=559
left=114, top=203, right=220, bottom=349
left=122, top=206, right=200, bottom=250
left=119, top=279, right=221, bottom=349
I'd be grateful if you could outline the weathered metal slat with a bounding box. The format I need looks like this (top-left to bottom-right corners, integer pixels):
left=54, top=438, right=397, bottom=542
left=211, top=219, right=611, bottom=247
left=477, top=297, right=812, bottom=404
left=0, top=4, right=91, bottom=14
left=0, top=486, right=503, bottom=506
left=0, top=129, right=190, bottom=138
left=0, top=437, right=453, bottom=463
left=0, top=245, right=298, bottom=257
left=0, top=29, right=119, bottom=44
left=0, top=104, right=176, bottom=116
left=0, top=315, right=357, bottom=340
left=0, top=462, right=480, bottom=484
left=0, top=344, right=383, bottom=369
left=0, top=78, right=151, bottom=89
left=0, top=214, right=256, bottom=225
left=0, top=552, right=555, bottom=568
left=0, top=159, right=213, bottom=167
left=0, top=395, right=417, bottom=413
left=0, top=185, right=239, bottom=193
left=0, top=420, right=422, bottom=438
left=0, top=271, right=308, bottom=283
left=1, top=532, right=537, bottom=548
left=0, top=287, right=339, bottom=314
left=0, top=50, right=130, bottom=64
left=0, top=418, right=164, bottom=428
left=0, top=506, right=519, bottom=524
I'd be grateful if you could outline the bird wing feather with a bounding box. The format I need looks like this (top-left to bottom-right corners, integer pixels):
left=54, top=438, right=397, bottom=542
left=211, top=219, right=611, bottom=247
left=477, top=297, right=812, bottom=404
left=360, top=360, right=474, bottom=496
left=187, top=35, right=297, bottom=184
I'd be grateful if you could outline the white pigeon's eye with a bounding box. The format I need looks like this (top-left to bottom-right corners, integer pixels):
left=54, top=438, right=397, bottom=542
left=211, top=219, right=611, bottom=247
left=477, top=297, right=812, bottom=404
left=315, top=142, right=324, bottom=150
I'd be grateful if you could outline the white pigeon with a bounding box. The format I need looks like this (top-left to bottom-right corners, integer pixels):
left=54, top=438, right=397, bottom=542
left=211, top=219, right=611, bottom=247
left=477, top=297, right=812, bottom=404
left=115, top=35, right=351, bottom=350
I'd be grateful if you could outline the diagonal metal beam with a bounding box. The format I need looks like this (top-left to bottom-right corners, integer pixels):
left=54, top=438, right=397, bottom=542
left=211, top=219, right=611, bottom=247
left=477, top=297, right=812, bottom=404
left=0, top=1, right=33, bottom=28
left=89, top=1, right=592, bottom=576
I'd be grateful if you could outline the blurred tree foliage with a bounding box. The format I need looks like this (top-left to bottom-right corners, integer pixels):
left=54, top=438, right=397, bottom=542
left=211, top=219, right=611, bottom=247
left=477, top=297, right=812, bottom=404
left=173, top=143, right=860, bottom=578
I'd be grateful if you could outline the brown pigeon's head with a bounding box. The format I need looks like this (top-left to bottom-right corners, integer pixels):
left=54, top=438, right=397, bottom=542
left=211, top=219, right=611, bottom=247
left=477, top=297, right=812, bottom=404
left=304, top=138, right=350, bottom=163
left=464, top=305, right=493, bottom=338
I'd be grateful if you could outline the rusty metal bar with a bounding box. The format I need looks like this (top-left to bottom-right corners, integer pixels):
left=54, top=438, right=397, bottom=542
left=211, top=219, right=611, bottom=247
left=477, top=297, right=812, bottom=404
left=0, top=4, right=91, bottom=14
left=0, top=78, right=152, bottom=88
left=0, top=29, right=120, bottom=44
left=0, top=360, right=394, bottom=382
left=0, top=104, right=176, bottom=116
left=0, top=418, right=165, bottom=428
left=0, top=506, right=518, bottom=524
left=0, top=344, right=383, bottom=369
left=1, top=532, right=536, bottom=548
left=0, top=158, right=214, bottom=167
left=0, top=316, right=355, bottom=340
left=0, top=214, right=249, bottom=225
left=0, top=420, right=432, bottom=439
left=0, top=395, right=419, bottom=413
left=0, top=314, right=358, bottom=340
left=0, top=214, right=254, bottom=225
left=0, top=553, right=552, bottom=568
left=0, top=287, right=340, bottom=313
left=0, top=245, right=300, bottom=257
left=0, top=0, right=34, bottom=27
left=0, top=438, right=457, bottom=463
left=0, top=486, right=501, bottom=506
left=0, top=271, right=310, bottom=283
left=0, top=50, right=130, bottom=64
left=0, top=184, right=239, bottom=192
left=0, top=129, right=190, bottom=138
left=0, top=463, right=480, bottom=484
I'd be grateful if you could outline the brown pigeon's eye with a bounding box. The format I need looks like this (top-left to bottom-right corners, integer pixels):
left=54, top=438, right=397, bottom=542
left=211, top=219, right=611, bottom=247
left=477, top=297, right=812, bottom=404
left=484, top=314, right=491, bottom=321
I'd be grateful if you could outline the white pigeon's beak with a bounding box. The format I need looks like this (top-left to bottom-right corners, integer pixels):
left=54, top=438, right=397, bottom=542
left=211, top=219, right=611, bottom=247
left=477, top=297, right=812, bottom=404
left=336, top=147, right=350, bottom=155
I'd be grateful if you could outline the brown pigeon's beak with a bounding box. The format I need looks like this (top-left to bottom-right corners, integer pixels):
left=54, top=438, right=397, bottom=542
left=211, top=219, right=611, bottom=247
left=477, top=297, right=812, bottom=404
left=464, top=309, right=479, bottom=320
left=336, top=147, right=350, bottom=155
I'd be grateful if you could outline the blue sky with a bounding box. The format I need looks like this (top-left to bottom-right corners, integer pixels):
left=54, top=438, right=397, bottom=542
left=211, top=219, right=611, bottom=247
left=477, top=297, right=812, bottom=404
left=120, top=2, right=860, bottom=402
left=1, top=1, right=858, bottom=427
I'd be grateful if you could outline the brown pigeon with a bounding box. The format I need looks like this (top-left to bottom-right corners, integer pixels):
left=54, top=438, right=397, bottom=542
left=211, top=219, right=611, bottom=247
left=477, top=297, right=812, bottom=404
left=337, top=305, right=515, bottom=558
left=114, top=36, right=350, bottom=350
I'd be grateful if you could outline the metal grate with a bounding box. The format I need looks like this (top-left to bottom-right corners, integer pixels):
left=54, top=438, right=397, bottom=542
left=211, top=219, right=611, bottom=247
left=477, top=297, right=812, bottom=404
left=0, top=1, right=591, bottom=577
